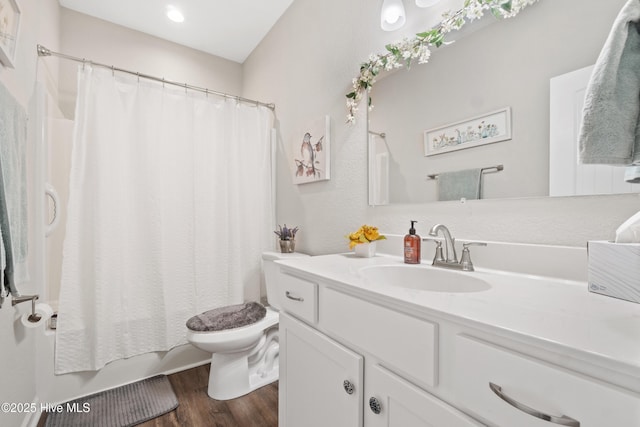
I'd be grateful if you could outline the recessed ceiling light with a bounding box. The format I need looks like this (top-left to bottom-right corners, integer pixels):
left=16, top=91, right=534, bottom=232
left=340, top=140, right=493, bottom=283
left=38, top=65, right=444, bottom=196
left=166, top=6, right=184, bottom=23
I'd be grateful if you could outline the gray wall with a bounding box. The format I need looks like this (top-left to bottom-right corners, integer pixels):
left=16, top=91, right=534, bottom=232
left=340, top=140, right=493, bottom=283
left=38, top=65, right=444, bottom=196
left=244, top=0, right=640, bottom=251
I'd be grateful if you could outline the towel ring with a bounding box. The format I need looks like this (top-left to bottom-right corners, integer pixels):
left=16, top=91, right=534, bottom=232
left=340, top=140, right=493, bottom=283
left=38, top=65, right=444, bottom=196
left=45, top=183, right=60, bottom=237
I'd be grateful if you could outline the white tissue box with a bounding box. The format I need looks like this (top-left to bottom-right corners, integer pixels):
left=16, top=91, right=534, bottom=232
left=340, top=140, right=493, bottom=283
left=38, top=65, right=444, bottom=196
left=587, top=240, right=640, bottom=304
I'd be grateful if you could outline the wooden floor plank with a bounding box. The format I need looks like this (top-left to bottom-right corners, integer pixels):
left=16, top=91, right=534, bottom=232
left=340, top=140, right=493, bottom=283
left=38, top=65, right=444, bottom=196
left=37, top=364, right=278, bottom=427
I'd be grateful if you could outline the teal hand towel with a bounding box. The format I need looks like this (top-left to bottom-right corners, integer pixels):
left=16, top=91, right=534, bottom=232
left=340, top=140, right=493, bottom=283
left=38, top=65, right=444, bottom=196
left=437, top=168, right=482, bottom=201
left=0, top=181, right=6, bottom=307
left=578, top=0, right=640, bottom=165
left=0, top=82, right=28, bottom=307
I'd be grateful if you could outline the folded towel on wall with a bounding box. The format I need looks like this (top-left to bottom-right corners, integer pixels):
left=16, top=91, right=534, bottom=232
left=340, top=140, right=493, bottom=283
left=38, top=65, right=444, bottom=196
left=437, top=168, right=482, bottom=201
left=0, top=160, right=15, bottom=308
left=0, top=82, right=28, bottom=308
left=578, top=0, right=640, bottom=165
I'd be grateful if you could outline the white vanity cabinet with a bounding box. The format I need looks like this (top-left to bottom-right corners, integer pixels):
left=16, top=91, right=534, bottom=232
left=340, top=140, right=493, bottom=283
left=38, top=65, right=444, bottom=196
left=277, top=270, right=483, bottom=427
left=276, top=253, right=640, bottom=427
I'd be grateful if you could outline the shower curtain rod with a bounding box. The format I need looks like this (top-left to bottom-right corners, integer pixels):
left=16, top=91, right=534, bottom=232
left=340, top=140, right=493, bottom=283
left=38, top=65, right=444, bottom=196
left=36, top=44, right=276, bottom=110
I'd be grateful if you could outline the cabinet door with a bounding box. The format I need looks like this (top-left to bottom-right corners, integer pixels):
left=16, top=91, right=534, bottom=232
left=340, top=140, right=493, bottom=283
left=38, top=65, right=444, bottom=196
left=279, top=312, right=364, bottom=427
left=365, top=363, right=484, bottom=427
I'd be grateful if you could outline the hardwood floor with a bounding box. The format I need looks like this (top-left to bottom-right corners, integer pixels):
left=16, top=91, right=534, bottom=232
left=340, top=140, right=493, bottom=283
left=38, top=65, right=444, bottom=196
left=37, top=364, right=279, bottom=427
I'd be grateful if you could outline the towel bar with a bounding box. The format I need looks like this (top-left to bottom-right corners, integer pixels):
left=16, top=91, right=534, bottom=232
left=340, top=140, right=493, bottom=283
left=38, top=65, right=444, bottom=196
left=427, top=164, right=504, bottom=180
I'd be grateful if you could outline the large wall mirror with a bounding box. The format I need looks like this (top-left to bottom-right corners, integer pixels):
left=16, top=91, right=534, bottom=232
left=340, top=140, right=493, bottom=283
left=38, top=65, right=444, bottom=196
left=367, top=0, right=635, bottom=205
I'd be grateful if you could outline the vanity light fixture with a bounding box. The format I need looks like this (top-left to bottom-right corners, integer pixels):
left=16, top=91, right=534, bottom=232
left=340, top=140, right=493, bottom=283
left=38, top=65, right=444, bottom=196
left=381, top=0, right=406, bottom=31
left=415, top=0, right=441, bottom=7
left=166, top=5, right=185, bottom=23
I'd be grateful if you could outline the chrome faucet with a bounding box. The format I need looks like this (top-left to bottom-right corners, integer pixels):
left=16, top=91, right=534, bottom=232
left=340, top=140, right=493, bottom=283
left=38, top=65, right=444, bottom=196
left=429, top=224, right=457, bottom=263
left=427, top=224, right=486, bottom=271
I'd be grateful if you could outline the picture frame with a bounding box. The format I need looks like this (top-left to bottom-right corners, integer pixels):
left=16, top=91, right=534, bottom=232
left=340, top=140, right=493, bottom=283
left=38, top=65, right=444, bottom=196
left=0, top=0, right=20, bottom=68
left=424, top=107, right=511, bottom=156
left=292, top=115, right=331, bottom=184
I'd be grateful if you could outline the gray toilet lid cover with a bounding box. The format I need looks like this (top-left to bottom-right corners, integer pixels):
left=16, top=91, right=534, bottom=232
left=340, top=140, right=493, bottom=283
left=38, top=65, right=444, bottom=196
left=186, top=301, right=267, bottom=332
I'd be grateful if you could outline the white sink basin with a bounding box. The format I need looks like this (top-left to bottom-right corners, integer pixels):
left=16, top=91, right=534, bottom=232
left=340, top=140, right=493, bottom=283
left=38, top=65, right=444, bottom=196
left=359, top=264, right=491, bottom=293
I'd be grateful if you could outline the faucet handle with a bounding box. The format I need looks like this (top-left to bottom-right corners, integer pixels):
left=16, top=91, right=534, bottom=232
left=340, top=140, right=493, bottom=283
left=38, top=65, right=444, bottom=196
left=460, top=242, right=486, bottom=271
left=422, top=236, right=444, bottom=243
left=462, top=241, right=487, bottom=249
left=433, top=240, right=445, bottom=262
left=422, top=237, right=445, bottom=261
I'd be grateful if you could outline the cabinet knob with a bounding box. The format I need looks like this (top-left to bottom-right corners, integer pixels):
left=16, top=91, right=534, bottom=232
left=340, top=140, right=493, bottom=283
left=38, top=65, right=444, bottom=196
left=369, top=397, right=382, bottom=415
left=343, top=380, right=355, bottom=395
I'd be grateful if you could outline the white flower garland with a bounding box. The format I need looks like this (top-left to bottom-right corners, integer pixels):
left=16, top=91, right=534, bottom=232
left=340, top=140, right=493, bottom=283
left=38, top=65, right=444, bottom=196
left=346, top=0, right=539, bottom=123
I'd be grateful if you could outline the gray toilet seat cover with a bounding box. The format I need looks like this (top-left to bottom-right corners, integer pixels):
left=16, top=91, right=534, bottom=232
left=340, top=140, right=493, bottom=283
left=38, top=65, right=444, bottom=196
left=186, top=301, right=267, bottom=332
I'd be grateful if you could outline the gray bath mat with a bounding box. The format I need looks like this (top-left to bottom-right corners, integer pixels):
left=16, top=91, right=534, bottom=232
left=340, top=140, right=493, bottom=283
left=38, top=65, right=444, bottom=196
left=45, top=375, right=178, bottom=427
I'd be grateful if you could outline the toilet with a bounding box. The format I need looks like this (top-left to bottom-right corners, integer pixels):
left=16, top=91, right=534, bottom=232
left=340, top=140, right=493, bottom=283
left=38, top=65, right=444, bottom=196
left=186, top=251, right=308, bottom=400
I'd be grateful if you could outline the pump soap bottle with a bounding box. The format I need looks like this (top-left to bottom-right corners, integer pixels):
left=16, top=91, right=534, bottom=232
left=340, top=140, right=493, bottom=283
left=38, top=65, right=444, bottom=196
left=404, top=220, right=421, bottom=264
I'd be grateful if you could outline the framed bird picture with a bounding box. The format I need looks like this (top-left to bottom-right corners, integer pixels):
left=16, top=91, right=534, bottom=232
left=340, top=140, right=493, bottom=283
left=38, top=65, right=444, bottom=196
left=293, top=115, right=331, bottom=184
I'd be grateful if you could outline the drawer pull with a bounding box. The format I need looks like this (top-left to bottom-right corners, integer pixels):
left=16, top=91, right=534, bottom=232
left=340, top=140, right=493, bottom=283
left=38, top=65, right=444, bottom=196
left=285, top=291, right=304, bottom=302
left=489, top=383, right=580, bottom=427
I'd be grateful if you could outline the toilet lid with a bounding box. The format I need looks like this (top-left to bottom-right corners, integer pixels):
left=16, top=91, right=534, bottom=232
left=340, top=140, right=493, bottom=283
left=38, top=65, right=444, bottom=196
left=186, top=301, right=267, bottom=332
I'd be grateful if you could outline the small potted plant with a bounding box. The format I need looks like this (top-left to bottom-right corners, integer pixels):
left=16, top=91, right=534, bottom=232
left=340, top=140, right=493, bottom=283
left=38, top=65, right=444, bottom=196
left=274, top=224, right=299, bottom=253
left=346, top=225, right=386, bottom=257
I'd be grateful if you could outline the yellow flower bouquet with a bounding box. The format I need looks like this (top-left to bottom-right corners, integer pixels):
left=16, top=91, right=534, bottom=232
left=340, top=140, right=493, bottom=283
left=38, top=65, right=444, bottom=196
left=347, top=225, right=386, bottom=250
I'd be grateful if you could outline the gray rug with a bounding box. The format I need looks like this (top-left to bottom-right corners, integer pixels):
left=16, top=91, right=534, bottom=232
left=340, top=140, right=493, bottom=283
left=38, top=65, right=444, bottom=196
left=45, top=375, right=179, bottom=427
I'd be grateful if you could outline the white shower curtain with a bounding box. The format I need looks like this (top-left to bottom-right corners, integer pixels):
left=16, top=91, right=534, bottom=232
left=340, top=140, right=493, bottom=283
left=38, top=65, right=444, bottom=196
left=55, top=66, right=274, bottom=374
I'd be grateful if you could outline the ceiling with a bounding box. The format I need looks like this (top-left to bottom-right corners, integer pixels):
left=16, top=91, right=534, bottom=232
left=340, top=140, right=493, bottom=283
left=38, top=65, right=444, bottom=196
left=58, top=0, right=295, bottom=63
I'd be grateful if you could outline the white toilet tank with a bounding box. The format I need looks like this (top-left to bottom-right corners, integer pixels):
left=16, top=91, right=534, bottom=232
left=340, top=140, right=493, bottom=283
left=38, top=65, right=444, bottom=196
left=262, top=251, right=309, bottom=311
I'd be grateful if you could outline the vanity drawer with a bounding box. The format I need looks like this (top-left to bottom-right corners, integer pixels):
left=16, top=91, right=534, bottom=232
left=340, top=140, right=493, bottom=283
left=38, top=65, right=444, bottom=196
left=320, top=288, right=438, bottom=387
left=453, top=334, right=640, bottom=427
left=278, top=271, right=318, bottom=325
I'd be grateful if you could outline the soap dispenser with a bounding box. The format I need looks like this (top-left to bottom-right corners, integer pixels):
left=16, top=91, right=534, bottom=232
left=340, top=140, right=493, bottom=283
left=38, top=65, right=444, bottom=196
left=404, top=220, right=421, bottom=264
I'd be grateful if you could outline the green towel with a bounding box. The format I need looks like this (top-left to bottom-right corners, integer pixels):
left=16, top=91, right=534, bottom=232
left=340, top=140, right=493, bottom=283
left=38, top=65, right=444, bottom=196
left=579, top=0, right=640, bottom=165
left=0, top=82, right=28, bottom=308
left=437, top=168, right=482, bottom=201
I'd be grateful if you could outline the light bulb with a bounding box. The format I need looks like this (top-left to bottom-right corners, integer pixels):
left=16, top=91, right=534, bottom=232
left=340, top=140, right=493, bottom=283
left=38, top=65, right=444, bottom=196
left=381, top=0, right=406, bottom=31
left=383, top=6, right=402, bottom=24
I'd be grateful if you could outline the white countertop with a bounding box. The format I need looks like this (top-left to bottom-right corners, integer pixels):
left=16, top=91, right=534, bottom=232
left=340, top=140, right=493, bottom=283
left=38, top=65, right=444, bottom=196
left=276, top=253, right=640, bottom=384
